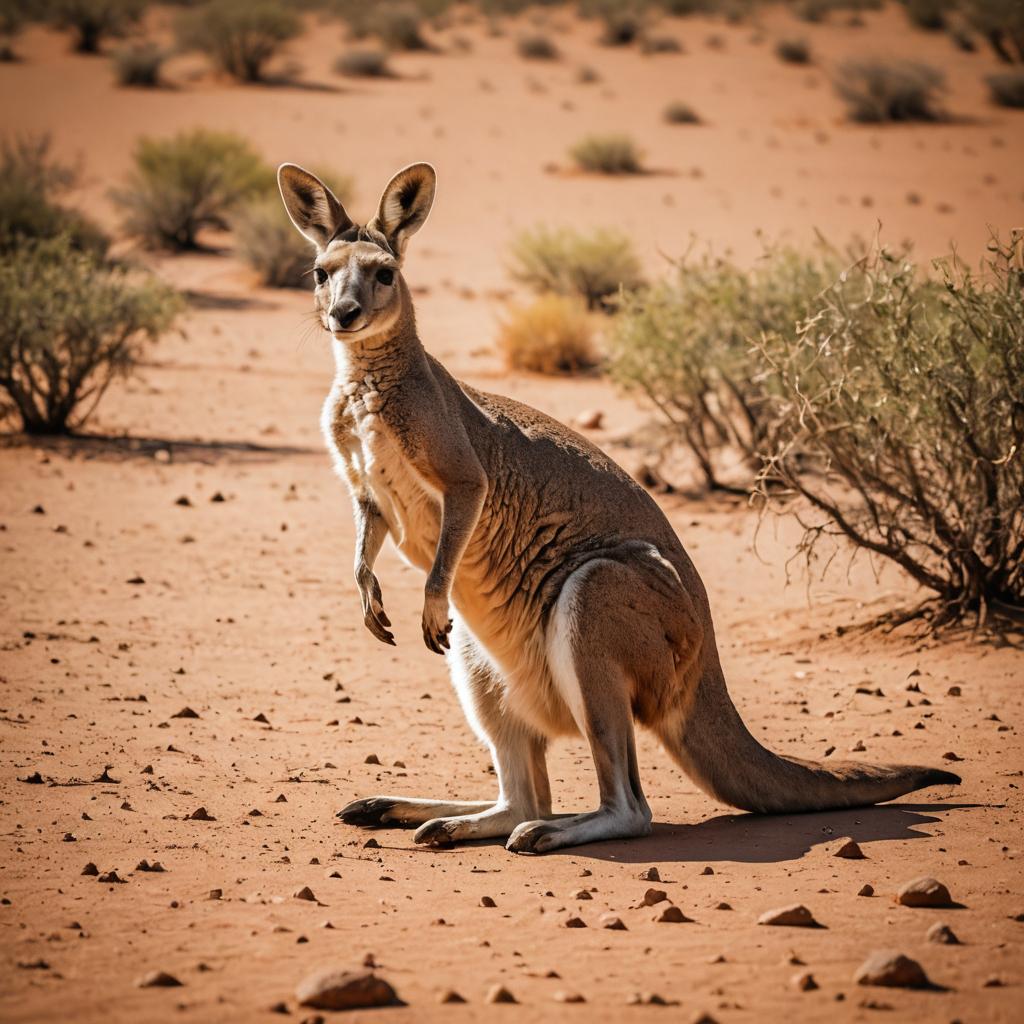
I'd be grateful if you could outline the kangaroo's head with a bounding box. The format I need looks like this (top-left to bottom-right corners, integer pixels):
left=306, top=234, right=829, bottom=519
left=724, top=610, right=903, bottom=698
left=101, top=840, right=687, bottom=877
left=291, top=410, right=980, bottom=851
left=277, top=162, right=436, bottom=340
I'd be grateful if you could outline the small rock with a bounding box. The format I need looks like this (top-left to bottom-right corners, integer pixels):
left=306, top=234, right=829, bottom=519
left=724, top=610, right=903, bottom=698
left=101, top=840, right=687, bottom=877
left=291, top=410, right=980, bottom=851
left=294, top=886, right=317, bottom=902
left=438, top=989, right=466, bottom=1003
left=927, top=922, right=960, bottom=945
left=295, top=969, right=398, bottom=1010
left=275, top=794, right=288, bottom=803
left=942, top=751, right=963, bottom=762
left=363, top=838, right=380, bottom=849
left=758, top=904, right=819, bottom=928
left=833, top=838, right=865, bottom=859
left=253, top=713, right=270, bottom=724
left=97, top=871, right=125, bottom=884
left=792, top=971, right=818, bottom=991
left=854, top=951, right=931, bottom=989
left=983, top=976, right=1004, bottom=988
left=62, top=832, right=76, bottom=842
left=137, top=970, right=183, bottom=988
left=858, top=884, right=875, bottom=897
left=570, top=889, right=592, bottom=900
left=136, top=859, right=166, bottom=872
left=714, top=901, right=732, bottom=910
left=896, top=877, right=953, bottom=908
left=485, top=984, right=517, bottom=1004
left=554, top=991, right=586, bottom=1003
left=188, top=807, right=215, bottom=821
left=564, top=915, right=586, bottom=928
left=640, top=866, right=661, bottom=882
left=640, top=887, right=668, bottom=907
left=171, top=707, right=199, bottom=719
left=575, top=409, right=604, bottom=430
left=81, top=862, right=99, bottom=876
left=364, top=754, right=381, bottom=765
left=655, top=905, right=691, bottom=923
left=208, top=888, right=223, bottom=900
left=700, top=866, right=714, bottom=875
left=850, top=739, right=866, bottom=752
left=946, top=685, right=961, bottom=696
left=600, top=914, right=627, bottom=930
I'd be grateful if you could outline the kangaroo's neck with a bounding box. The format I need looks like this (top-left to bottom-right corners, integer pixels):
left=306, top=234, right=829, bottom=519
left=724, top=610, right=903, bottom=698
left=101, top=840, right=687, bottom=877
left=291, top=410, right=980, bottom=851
left=330, top=287, right=424, bottom=393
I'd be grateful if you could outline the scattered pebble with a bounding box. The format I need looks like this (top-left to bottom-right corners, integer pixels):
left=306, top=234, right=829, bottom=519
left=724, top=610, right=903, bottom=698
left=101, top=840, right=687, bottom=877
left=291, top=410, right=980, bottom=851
left=896, top=877, right=954, bottom=908
left=857, top=884, right=874, bottom=897
left=137, top=970, right=183, bottom=988
left=438, top=989, right=466, bottom=1003
left=854, top=951, right=932, bottom=989
left=364, top=754, right=381, bottom=765
left=479, top=896, right=496, bottom=908
left=927, top=922, right=960, bottom=945
left=640, top=888, right=668, bottom=907
left=832, top=838, right=865, bottom=859
left=485, top=984, right=517, bottom=1004
left=575, top=409, right=604, bottom=430
left=81, top=863, right=99, bottom=876
left=655, top=905, right=691, bottom=923
left=792, top=971, right=818, bottom=991
left=171, top=707, right=199, bottom=719
left=564, top=915, right=587, bottom=928
left=188, top=807, right=215, bottom=821
left=640, top=867, right=661, bottom=882
left=97, top=871, right=125, bottom=884
left=600, top=914, right=627, bottom=930
left=295, top=969, right=399, bottom=1010
left=758, top=904, right=819, bottom=928
left=554, top=990, right=586, bottom=1003
left=294, top=886, right=317, bottom=902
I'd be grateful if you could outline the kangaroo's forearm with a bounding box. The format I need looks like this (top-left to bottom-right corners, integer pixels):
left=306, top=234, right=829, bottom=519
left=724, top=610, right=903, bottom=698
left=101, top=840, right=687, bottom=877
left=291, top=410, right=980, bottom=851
left=425, top=479, right=486, bottom=598
left=353, top=497, right=389, bottom=580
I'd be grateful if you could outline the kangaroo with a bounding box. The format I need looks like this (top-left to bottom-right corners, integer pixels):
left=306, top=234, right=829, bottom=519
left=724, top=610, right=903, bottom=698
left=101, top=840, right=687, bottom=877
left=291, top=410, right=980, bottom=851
left=277, top=161, right=961, bottom=854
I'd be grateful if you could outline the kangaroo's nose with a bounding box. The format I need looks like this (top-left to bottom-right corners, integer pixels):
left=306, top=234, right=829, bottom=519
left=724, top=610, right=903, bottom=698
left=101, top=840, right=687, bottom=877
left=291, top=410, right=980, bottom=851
left=330, top=303, right=362, bottom=330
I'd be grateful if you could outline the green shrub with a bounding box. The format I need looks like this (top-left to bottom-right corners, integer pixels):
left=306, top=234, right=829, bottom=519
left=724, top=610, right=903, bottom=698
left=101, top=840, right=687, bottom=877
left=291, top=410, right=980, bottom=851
left=112, top=41, right=166, bottom=86
left=334, top=48, right=394, bottom=77
left=50, top=0, right=147, bottom=54
left=176, top=0, right=301, bottom=82
left=775, top=37, right=811, bottom=64
left=608, top=247, right=837, bottom=492
left=0, top=134, right=108, bottom=256
left=569, top=133, right=644, bottom=174
left=834, top=58, right=945, bottom=122
left=113, top=129, right=274, bottom=250
left=517, top=33, right=559, bottom=59
left=986, top=69, right=1024, bottom=107
left=233, top=169, right=352, bottom=287
left=755, top=234, right=1024, bottom=629
left=499, top=294, right=597, bottom=375
left=663, top=100, right=700, bottom=124
left=0, top=235, right=181, bottom=434
left=509, top=224, right=644, bottom=311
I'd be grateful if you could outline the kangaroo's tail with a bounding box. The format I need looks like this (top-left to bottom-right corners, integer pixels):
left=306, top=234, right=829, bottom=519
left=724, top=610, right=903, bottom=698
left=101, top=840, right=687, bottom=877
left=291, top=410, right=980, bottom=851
left=661, top=662, right=960, bottom=814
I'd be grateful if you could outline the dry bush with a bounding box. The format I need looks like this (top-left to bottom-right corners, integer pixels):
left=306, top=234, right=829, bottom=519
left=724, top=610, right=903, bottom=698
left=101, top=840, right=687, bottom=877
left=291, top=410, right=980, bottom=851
left=0, top=236, right=180, bottom=434
left=663, top=100, right=700, bottom=124
left=50, top=0, right=146, bottom=54
left=499, top=295, right=597, bottom=375
left=509, top=225, right=644, bottom=311
left=0, top=0, right=33, bottom=61
left=233, top=169, right=353, bottom=287
left=961, top=0, right=1024, bottom=62
left=834, top=58, right=945, bottom=122
left=597, top=9, right=644, bottom=46
left=775, top=37, right=811, bottom=63
left=608, top=247, right=837, bottom=492
left=0, top=134, right=108, bottom=256
left=334, top=48, right=394, bottom=77
left=113, top=129, right=274, bottom=250
left=902, top=0, right=948, bottom=31
left=360, top=2, right=430, bottom=51
left=517, top=33, right=558, bottom=59
left=176, top=0, right=301, bottom=82
left=569, top=133, right=644, bottom=174
left=986, top=69, right=1024, bottom=107
left=755, top=234, right=1024, bottom=629
left=640, top=34, right=682, bottom=54
left=112, top=41, right=166, bottom=86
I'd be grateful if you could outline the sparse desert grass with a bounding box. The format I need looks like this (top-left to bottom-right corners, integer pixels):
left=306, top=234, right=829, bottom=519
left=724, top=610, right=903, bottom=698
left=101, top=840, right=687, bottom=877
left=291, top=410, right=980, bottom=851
left=986, top=69, right=1024, bottom=107
left=961, top=0, right=1024, bottom=63
left=112, top=41, right=166, bottom=86
left=113, top=129, right=274, bottom=250
left=499, top=294, right=597, bottom=375
left=569, top=133, right=644, bottom=174
left=362, top=2, right=430, bottom=51
left=0, top=235, right=180, bottom=434
left=334, top=48, right=394, bottom=77
left=640, top=34, right=682, bottom=54
left=663, top=100, right=700, bottom=124
left=50, top=0, right=146, bottom=54
left=509, top=225, right=644, bottom=311
left=0, top=134, right=108, bottom=256
left=796, top=0, right=882, bottom=22
left=834, top=58, right=945, bottom=122
left=234, top=169, right=353, bottom=287
left=517, top=33, right=559, bottom=60
left=176, top=0, right=300, bottom=82
left=775, top=37, right=811, bottom=63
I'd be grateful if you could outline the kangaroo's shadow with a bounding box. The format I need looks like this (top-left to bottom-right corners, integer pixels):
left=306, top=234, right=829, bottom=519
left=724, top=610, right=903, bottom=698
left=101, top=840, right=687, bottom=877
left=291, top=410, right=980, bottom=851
left=564, top=802, right=986, bottom=865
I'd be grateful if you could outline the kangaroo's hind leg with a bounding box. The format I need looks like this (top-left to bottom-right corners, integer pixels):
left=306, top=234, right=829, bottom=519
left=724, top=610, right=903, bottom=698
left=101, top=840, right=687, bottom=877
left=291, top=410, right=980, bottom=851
left=507, top=551, right=693, bottom=854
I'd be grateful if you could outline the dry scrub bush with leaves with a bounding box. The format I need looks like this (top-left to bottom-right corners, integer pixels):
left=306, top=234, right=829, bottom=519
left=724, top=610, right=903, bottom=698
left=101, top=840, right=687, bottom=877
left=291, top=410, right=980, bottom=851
left=499, top=294, right=597, bottom=375
left=509, top=225, right=644, bottom=312
left=176, top=0, right=301, bottom=82
left=112, top=41, right=166, bottom=86
left=517, top=33, right=559, bottom=59
left=113, top=129, right=274, bottom=250
left=834, top=58, right=946, bottom=121
left=569, top=134, right=644, bottom=174
left=50, top=0, right=146, bottom=54
left=608, top=248, right=838, bottom=492
left=755, top=235, right=1024, bottom=629
left=0, top=236, right=181, bottom=434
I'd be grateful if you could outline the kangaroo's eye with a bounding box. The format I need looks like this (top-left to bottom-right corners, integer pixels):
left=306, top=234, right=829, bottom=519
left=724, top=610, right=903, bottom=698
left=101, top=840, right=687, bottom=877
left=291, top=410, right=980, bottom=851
left=376, top=268, right=394, bottom=286
left=313, top=267, right=328, bottom=286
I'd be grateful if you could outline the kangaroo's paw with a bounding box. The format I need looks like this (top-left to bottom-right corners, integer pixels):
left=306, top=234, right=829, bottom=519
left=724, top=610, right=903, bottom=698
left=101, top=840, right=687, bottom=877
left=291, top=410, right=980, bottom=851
left=413, top=806, right=530, bottom=846
left=338, top=796, right=493, bottom=828
left=506, top=808, right=652, bottom=854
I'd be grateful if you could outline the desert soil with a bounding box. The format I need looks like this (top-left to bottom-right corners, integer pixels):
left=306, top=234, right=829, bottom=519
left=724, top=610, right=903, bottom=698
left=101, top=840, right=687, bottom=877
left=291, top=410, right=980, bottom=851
left=1, top=5, right=1022, bottom=1022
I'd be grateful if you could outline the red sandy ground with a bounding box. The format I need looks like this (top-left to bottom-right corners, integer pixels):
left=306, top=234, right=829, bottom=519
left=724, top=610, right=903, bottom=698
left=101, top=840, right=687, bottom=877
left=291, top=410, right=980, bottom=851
left=1, top=5, right=1022, bottom=1022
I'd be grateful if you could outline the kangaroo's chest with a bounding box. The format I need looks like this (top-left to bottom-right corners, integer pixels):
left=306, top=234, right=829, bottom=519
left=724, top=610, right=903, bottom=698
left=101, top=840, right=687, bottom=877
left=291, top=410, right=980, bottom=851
left=323, top=380, right=439, bottom=570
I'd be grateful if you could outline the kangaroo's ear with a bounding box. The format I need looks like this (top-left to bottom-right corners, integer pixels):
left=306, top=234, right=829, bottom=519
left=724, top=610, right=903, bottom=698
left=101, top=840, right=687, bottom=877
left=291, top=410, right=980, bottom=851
left=277, top=163, right=352, bottom=250
left=367, top=162, right=436, bottom=259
